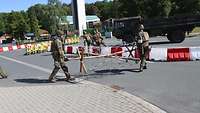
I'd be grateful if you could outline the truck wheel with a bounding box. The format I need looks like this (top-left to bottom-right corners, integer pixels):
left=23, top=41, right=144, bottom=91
left=167, top=30, right=185, bottom=43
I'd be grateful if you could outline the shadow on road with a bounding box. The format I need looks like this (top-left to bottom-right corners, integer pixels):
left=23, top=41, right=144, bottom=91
left=149, top=41, right=175, bottom=45
left=73, top=68, right=142, bottom=80
left=15, top=78, right=80, bottom=84
left=15, top=78, right=50, bottom=84
left=94, top=68, right=141, bottom=74
left=41, top=53, right=52, bottom=56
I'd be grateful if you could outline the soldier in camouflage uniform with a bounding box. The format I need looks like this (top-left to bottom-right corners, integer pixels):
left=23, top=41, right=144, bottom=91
left=137, top=24, right=150, bottom=72
left=0, top=66, right=7, bottom=79
left=48, top=31, right=74, bottom=82
left=92, top=29, right=106, bottom=54
left=93, top=29, right=106, bottom=47
left=82, top=31, right=92, bottom=54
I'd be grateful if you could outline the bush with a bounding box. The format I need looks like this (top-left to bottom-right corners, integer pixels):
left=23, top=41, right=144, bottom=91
left=83, top=28, right=96, bottom=35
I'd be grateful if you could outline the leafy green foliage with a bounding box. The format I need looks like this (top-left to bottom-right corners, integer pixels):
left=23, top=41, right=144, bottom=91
left=170, top=0, right=200, bottom=16
left=0, top=0, right=199, bottom=40
left=0, top=13, right=6, bottom=32
left=5, top=11, right=30, bottom=40
left=141, top=0, right=172, bottom=18
left=85, top=3, right=98, bottom=15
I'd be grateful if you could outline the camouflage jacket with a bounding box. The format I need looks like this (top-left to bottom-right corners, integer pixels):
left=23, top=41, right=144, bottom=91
left=138, top=31, right=149, bottom=47
left=51, top=39, right=65, bottom=59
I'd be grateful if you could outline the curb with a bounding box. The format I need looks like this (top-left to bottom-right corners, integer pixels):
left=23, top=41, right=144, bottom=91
left=83, top=80, right=167, bottom=113
left=0, top=83, right=167, bottom=113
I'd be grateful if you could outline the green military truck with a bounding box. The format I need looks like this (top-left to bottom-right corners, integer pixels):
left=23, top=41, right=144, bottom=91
left=111, top=15, right=200, bottom=43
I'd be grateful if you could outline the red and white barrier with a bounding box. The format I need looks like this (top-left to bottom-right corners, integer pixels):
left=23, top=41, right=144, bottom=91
left=63, top=45, right=200, bottom=62
left=167, top=48, right=190, bottom=61
left=122, top=47, right=135, bottom=58
left=149, top=48, right=168, bottom=61
left=1, top=44, right=200, bottom=62
left=150, top=47, right=191, bottom=61
left=2, top=47, right=9, bottom=52
left=20, top=45, right=26, bottom=49
left=190, top=47, right=200, bottom=60
left=101, top=47, right=111, bottom=55
left=0, top=48, right=3, bottom=52
left=12, top=45, right=18, bottom=50
left=0, top=45, right=25, bottom=53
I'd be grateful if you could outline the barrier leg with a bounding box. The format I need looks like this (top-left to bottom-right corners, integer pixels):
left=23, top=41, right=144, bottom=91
left=77, top=48, right=87, bottom=74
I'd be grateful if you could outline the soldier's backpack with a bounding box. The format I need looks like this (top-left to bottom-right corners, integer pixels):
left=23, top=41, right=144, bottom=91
left=0, top=66, right=8, bottom=79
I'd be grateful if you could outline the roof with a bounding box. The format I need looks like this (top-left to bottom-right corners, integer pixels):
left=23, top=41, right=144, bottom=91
left=0, top=34, right=12, bottom=40
left=25, top=33, right=35, bottom=37
left=39, top=29, right=49, bottom=34
left=60, top=15, right=100, bottom=25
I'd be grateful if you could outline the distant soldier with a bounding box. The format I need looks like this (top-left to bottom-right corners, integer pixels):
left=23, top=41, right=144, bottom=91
left=48, top=31, right=74, bottom=82
left=137, top=24, right=150, bottom=71
left=0, top=66, right=7, bottom=79
left=92, top=29, right=106, bottom=54
left=93, top=29, right=106, bottom=47
left=82, top=31, right=92, bottom=54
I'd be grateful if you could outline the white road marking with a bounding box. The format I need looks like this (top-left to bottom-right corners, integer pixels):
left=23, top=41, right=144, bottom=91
left=0, top=55, right=66, bottom=75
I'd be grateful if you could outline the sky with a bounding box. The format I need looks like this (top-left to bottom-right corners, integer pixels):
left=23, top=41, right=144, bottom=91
left=0, top=0, right=102, bottom=13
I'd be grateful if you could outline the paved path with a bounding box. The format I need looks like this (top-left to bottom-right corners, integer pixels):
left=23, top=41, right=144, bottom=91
left=0, top=81, right=166, bottom=113
left=0, top=54, right=166, bottom=113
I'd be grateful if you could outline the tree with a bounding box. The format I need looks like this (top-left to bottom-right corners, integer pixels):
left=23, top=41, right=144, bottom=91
left=5, top=11, right=30, bottom=40
left=0, top=13, right=6, bottom=32
left=170, top=0, right=200, bottom=16
left=27, top=4, right=49, bottom=31
left=141, top=0, right=172, bottom=18
left=0, top=20, right=5, bottom=32
left=48, top=5, right=60, bottom=34
left=117, top=0, right=140, bottom=17
left=117, top=0, right=172, bottom=18
left=27, top=9, right=40, bottom=38
left=85, top=3, right=98, bottom=15
left=61, top=3, right=71, bottom=15
left=94, top=1, right=113, bottom=21
left=112, top=0, right=121, bottom=18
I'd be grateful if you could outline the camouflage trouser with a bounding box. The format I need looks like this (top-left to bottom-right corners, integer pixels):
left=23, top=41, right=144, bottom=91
left=84, top=40, right=91, bottom=54
left=0, top=66, right=7, bottom=79
left=84, top=40, right=91, bottom=47
left=49, top=57, right=70, bottom=80
left=138, top=44, right=149, bottom=71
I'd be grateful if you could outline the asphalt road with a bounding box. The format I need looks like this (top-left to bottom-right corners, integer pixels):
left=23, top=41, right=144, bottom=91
left=149, top=35, right=200, bottom=48
left=103, top=34, right=200, bottom=48
left=0, top=36, right=200, bottom=113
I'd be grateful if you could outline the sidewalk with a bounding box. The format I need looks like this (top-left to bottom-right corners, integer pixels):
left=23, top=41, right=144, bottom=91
left=0, top=80, right=166, bottom=113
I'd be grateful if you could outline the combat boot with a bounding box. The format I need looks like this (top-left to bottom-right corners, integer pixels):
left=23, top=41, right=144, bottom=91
left=0, top=74, right=7, bottom=79
left=0, top=67, right=8, bottom=79
left=48, top=76, right=56, bottom=83
left=139, top=65, right=143, bottom=72
left=143, top=65, right=147, bottom=69
left=48, top=79, right=56, bottom=83
left=65, top=72, right=75, bottom=81
left=139, top=67, right=143, bottom=72
left=143, top=62, right=147, bottom=69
